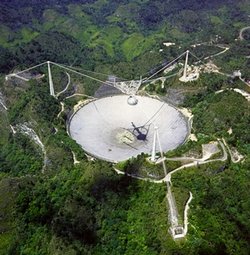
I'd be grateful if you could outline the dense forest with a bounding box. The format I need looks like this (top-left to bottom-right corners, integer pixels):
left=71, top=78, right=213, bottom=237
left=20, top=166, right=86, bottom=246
left=0, top=0, right=250, bottom=254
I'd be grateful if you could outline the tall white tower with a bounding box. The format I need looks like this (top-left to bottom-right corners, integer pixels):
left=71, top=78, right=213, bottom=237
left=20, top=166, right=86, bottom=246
left=151, top=126, right=164, bottom=162
left=47, top=61, right=55, bottom=97
left=183, top=50, right=189, bottom=80
left=151, top=126, right=158, bottom=162
left=179, top=50, right=190, bottom=82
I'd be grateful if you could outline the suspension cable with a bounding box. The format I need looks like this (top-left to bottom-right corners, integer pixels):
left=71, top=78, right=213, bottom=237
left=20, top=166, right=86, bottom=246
left=188, top=51, right=207, bottom=65
left=62, top=65, right=111, bottom=78
left=143, top=101, right=166, bottom=126
left=14, top=61, right=48, bottom=75
left=50, top=61, right=114, bottom=87
left=142, top=51, right=187, bottom=83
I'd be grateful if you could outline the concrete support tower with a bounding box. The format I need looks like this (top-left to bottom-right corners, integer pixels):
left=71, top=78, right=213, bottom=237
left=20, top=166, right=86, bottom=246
left=47, top=61, right=55, bottom=97
left=183, top=50, right=189, bottom=80
left=151, top=126, right=163, bottom=162
left=151, top=126, right=158, bottom=162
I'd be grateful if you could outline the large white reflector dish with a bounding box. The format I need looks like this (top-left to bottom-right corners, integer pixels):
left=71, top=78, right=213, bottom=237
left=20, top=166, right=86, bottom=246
left=69, top=95, right=189, bottom=162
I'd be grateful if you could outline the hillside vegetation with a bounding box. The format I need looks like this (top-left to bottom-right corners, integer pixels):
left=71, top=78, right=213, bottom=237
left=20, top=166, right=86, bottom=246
left=0, top=0, right=249, bottom=254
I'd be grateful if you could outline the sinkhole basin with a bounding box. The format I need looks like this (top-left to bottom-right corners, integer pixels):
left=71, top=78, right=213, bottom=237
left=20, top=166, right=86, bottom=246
left=69, top=95, right=190, bottom=162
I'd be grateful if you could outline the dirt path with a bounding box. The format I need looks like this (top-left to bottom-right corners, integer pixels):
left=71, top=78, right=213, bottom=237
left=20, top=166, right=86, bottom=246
left=183, top=192, right=193, bottom=236
left=222, top=138, right=244, bottom=163
left=72, top=151, right=80, bottom=165
left=56, top=72, right=71, bottom=97
left=239, top=26, right=250, bottom=40
left=158, top=140, right=227, bottom=183
left=240, top=77, right=250, bottom=88
left=233, top=88, right=250, bottom=101
left=204, top=45, right=229, bottom=60
left=57, top=102, right=65, bottom=118
left=113, top=139, right=229, bottom=239
left=215, top=88, right=250, bottom=101
left=113, top=140, right=227, bottom=184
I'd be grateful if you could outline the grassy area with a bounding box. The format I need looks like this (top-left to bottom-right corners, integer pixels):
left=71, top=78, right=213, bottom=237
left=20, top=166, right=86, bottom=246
left=43, top=9, right=67, bottom=31
left=210, top=15, right=223, bottom=26
left=20, top=28, right=39, bottom=44
left=0, top=25, right=39, bottom=48
left=122, top=33, right=145, bottom=61
left=122, top=33, right=156, bottom=61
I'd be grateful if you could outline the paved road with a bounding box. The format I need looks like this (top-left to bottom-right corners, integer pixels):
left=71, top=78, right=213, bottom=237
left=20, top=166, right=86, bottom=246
left=160, top=140, right=227, bottom=183
left=114, top=140, right=228, bottom=184
left=113, top=139, right=228, bottom=239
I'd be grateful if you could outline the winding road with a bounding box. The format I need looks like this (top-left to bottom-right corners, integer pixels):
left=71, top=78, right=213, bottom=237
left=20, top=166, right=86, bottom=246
left=161, top=140, right=227, bottom=183
left=239, top=26, right=250, bottom=40
left=113, top=139, right=230, bottom=239
left=57, top=102, right=65, bottom=118
left=204, top=45, right=230, bottom=60
left=56, top=72, right=71, bottom=98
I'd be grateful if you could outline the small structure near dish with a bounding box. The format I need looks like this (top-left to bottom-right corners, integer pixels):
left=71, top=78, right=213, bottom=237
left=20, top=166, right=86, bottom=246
left=127, top=95, right=138, bottom=105
left=69, top=95, right=189, bottom=162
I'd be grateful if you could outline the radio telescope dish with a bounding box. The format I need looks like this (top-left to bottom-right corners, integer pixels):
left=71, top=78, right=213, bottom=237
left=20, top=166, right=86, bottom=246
left=69, top=95, right=189, bottom=162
